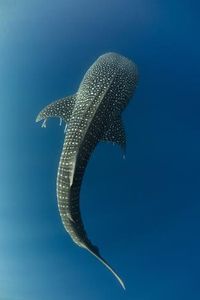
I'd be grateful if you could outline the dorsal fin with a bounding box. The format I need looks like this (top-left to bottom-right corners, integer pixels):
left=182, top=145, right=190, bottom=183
left=101, top=116, right=126, bottom=155
left=35, top=94, right=76, bottom=124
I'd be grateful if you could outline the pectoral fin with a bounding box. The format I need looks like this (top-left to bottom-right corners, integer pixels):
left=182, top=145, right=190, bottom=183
left=102, top=116, right=126, bottom=154
left=36, top=94, right=76, bottom=124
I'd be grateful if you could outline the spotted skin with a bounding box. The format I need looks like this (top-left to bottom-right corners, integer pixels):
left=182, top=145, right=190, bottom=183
left=36, top=52, right=138, bottom=289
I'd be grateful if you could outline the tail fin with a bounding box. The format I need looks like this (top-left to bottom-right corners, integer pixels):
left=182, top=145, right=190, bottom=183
left=85, top=246, right=125, bottom=290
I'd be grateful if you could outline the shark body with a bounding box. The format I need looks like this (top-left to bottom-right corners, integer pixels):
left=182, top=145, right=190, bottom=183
left=36, top=52, right=138, bottom=289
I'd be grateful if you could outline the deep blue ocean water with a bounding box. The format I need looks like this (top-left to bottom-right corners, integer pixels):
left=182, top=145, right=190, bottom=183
left=1, top=1, right=200, bottom=299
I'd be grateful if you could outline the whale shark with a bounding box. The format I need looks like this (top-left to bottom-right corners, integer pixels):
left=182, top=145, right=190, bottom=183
left=36, top=52, right=138, bottom=289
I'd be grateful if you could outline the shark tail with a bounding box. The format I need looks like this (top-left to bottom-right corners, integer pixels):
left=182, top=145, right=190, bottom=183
left=85, top=246, right=125, bottom=290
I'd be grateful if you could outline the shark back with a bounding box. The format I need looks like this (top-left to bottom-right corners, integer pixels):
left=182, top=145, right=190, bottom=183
left=36, top=52, right=139, bottom=289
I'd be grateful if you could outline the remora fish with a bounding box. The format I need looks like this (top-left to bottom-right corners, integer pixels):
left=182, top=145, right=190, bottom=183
left=36, top=52, right=138, bottom=289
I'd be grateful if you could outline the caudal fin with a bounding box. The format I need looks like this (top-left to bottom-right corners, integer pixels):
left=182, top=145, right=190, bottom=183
left=85, top=246, right=125, bottom=290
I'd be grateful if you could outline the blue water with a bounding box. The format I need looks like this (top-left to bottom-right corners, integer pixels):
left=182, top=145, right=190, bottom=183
left=1, top=1, right=200, bottom=299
